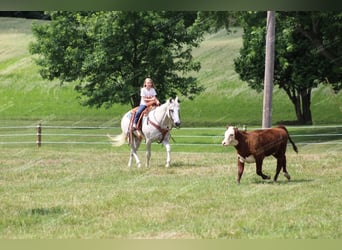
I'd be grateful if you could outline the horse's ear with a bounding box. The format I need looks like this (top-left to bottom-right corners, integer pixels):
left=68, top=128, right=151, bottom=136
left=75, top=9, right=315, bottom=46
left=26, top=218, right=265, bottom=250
left=169, top=97, right=173, bottom=103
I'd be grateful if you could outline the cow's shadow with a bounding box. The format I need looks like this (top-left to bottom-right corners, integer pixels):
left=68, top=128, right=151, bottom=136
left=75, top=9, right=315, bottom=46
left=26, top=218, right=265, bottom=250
left=252, top=178, right=314, bottom=185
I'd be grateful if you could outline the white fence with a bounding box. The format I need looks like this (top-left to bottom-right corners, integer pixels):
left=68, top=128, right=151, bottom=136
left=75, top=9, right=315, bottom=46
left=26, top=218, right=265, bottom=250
left=0, top=124, right=342, bottom=147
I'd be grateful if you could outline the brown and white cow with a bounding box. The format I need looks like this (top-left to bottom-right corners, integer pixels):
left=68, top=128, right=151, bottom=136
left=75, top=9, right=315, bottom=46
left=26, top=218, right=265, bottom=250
left=222, top=125, right=298, bottom=184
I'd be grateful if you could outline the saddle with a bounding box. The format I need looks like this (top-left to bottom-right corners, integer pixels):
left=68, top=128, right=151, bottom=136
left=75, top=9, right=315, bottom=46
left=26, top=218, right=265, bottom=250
left=128, top=101, right=158, bottom=140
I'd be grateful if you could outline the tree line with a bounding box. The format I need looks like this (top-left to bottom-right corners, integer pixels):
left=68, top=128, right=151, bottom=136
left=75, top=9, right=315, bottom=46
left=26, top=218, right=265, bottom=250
left=28, top=11, right=341, bottom=124
left=0, top=11, right=49, bottom=20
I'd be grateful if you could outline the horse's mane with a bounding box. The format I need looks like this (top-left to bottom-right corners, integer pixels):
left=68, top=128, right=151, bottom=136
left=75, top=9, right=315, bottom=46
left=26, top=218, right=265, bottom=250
left=156, top=99, right=172, bottom=111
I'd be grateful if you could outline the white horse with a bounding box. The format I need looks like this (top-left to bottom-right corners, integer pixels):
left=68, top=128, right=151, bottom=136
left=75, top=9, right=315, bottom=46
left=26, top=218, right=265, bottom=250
left=108, top=97, right=181, bottom=168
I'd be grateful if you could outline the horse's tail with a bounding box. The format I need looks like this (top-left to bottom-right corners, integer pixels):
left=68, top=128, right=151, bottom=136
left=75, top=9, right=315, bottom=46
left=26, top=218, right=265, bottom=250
left=107, top=132, right=127, bottom=147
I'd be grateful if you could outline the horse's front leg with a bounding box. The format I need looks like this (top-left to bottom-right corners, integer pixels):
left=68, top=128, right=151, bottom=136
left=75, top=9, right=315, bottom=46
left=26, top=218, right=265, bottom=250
left=145, top=139, right=152, bottom=168
left=162, top=138, right=171, bottom=168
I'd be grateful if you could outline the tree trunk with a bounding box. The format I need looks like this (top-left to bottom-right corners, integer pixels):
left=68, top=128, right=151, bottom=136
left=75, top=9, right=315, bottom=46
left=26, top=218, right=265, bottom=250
left=301, top=88, right=313, bottom=124
left=130, top=93, right=140, bottom=108
left=284, top=87, right=313, bottom=124
left=294, top=95, right=304, bottom=124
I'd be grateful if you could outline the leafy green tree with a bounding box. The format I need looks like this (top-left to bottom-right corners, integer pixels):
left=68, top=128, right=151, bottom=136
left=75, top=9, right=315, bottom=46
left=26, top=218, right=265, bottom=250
left=234, top=11, right=341, bottom=124
left=30, top=11, right=204, bottom=107
left=197, top=11, right=239, bottom=33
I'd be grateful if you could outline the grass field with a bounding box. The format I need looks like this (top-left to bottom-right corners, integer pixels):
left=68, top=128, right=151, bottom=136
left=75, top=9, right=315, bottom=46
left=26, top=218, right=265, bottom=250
left=0, top=142, right=341, bottom=239
left=0, top=17, right=341, bottom=239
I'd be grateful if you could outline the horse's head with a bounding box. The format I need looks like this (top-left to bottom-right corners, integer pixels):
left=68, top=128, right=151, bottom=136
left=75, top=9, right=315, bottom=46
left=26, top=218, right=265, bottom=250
left=167, top=96, right=181, bottom=128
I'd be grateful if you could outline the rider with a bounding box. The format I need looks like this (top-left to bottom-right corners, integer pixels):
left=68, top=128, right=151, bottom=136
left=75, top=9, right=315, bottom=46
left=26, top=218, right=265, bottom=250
left=132, top=77, right=160, bottom=130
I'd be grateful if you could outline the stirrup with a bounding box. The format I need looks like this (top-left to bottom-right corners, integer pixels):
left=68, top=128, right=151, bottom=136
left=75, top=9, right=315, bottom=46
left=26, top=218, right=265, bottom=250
left=133, top=129, right=141, bottom=136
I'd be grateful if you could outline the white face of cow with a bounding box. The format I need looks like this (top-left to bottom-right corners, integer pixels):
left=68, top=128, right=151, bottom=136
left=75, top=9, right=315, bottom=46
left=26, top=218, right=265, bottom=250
left=222, top=126, right=238, bottom=146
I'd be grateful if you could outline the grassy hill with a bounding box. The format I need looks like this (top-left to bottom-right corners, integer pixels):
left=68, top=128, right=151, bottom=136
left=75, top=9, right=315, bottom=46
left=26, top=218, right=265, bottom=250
left=0, top=17, right=341, bottom=127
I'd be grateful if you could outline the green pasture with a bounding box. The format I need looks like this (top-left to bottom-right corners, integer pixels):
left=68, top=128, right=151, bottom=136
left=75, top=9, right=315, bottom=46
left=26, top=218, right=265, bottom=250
left=0, top=142, right=341, bottom=239
left=1, top=124, right=341, bottom=238
left=0, top=17, right=341, bottom=239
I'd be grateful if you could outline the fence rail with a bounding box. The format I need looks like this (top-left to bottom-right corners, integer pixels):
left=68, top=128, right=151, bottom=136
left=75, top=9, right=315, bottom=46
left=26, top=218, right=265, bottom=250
left=0, top=124, right=342, bottom=147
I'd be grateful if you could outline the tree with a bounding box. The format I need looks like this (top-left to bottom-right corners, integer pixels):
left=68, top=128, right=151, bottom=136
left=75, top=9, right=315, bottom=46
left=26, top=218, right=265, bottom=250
left=234, top=11, right=341, bottom=124
left=196, top=11, right=239, bottom=33
left=30, top=11, right=204, bottom=108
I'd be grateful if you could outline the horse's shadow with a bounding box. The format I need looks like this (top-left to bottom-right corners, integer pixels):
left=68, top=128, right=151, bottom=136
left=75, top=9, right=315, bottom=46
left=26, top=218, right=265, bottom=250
left=157, top=161, right=201, bottom=168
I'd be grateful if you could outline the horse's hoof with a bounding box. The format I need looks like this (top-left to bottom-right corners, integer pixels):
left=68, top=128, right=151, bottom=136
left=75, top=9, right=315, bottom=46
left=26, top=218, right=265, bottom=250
left=137, top=163, right=141, bottom=168
left=165, top=163, right=170, bottom=168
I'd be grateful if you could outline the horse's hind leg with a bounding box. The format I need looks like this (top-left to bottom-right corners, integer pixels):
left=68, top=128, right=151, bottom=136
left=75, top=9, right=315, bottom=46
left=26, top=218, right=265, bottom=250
left=145, top=140, right=152, bottom=168
left=128, top=149, right=134, bottom=167
left=130, top=138, right=141, bottom=168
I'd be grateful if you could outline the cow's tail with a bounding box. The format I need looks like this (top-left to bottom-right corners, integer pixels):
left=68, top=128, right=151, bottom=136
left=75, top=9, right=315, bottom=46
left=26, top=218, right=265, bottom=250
left=107, top=132, right=127, bottom=147
left=279, top=125, right=298, bottom=153
left=288, top=134, right=298, bottom=153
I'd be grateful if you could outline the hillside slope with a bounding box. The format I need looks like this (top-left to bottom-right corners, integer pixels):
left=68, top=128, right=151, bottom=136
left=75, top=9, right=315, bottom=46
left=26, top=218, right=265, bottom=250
left=0, top=17, right=341, bottom=127
left=184, top=28, right=341, bottom=126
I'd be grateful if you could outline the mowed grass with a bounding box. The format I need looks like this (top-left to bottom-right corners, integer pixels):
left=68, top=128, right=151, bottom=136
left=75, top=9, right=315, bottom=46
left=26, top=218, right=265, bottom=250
left=0, top=142, right=341, bottom=239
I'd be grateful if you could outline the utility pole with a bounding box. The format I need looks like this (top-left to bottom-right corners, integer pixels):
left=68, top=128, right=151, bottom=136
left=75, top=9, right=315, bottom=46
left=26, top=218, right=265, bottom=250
left=262, top=11, right=275, bottom=129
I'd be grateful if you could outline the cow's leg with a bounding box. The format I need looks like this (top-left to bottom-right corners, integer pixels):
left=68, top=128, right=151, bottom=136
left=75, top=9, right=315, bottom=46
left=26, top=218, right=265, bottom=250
left=274, top=157, right=283, bottom=181
left=256, top=158, right=270, bottom=180
left=282, top=155, right=291, bottom=180
left=237, top=160, right=245, bottom=184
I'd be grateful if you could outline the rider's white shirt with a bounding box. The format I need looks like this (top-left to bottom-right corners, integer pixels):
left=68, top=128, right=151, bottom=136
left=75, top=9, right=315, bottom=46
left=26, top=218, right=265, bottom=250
left=140, top=87, right=157, bottom=105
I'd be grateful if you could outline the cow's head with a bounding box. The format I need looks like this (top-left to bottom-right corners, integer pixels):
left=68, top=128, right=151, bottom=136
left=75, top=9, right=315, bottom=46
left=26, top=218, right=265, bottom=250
left=222, top=126, right=238, bottom=146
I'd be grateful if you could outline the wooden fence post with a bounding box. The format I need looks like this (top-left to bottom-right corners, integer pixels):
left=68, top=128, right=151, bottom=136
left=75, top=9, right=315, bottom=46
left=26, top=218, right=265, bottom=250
left=37, top=123, right=42, bottom=148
